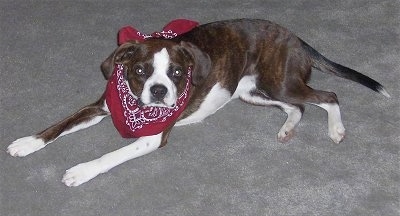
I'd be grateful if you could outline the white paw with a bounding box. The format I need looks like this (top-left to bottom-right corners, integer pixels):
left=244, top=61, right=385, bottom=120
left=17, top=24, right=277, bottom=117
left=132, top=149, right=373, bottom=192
left=329, top=124, right=346, bottom=144
left=7, top=136, right=46, bottom=157
left=62, top=161, right=102, bottom=187
left=277, top=128, right=295, bottom=143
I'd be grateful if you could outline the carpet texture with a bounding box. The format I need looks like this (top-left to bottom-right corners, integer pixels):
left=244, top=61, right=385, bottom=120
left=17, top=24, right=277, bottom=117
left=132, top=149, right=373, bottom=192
left=1, top=1, right=399, bottom=215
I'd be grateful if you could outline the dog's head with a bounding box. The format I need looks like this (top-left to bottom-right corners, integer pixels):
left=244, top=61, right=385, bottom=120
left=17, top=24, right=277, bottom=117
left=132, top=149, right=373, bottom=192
left=101, top=40, right=211, bottom=108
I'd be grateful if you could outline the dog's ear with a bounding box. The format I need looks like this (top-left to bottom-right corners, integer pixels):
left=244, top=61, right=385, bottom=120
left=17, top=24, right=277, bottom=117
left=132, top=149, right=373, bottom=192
left=100, top=41, right=139, bottom=80
left=180, top=41, right=211, bottom=86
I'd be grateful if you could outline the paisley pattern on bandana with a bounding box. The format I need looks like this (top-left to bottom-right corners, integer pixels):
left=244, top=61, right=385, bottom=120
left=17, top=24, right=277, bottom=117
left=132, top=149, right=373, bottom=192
left=113, top=64, right=191, bottom=135
left=118, top=19, right=199, bottom=45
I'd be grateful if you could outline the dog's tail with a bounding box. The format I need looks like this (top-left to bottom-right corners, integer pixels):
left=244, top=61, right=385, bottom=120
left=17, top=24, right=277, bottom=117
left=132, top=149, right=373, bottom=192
left=301, top=40, right=390, bottom=98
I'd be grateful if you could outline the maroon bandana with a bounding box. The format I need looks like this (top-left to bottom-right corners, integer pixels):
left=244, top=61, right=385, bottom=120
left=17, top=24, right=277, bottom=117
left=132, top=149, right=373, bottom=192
left=105, top=19, right=198, bottom=138
left=118, top=19, right=199, bottom=44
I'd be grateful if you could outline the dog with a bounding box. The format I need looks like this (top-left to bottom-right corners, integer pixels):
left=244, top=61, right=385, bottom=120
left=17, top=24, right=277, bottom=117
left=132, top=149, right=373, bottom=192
left=7, top=19, right=390, bottom=187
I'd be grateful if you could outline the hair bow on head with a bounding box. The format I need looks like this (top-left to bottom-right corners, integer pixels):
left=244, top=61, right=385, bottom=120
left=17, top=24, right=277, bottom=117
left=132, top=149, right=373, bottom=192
left=117, top=19, right=199, bottom=45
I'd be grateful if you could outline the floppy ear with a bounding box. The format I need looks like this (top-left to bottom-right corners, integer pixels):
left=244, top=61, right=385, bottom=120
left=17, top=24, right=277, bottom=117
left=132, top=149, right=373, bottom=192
left=100, top=42, right=139, bottom=80
left=180, top=41, right=211, bottom=86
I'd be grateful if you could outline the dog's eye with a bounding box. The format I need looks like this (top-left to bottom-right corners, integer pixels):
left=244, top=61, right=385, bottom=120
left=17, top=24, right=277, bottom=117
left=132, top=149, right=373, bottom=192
left=135, top=66, right=145, bottom=75
left=173, top=69, right=183, bottom=77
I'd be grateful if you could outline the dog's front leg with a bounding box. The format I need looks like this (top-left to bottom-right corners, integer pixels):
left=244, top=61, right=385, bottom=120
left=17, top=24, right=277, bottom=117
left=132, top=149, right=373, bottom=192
left=7, top=97, right=109, bottom=157
left=62, top=133, right=162, bottom=187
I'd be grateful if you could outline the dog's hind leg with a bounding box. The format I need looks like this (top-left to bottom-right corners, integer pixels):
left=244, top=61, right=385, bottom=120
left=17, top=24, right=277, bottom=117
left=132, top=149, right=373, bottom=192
left=7, top=97, right=109, bottom=157
left=276, top=103, right=304, bottom=142
left=314, top=102, right=345, bottom=144
left=237, top=82, right=304, bottom=143
left=264, top=47, right=345, bottom=143
left=307, top=90, right=345, bottom=144
left=282, top=84, right=345, bottom=144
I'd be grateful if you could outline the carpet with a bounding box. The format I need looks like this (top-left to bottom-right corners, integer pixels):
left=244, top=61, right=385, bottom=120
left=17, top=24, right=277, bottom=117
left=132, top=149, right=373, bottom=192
left=1, top=1, right=398, bottom=215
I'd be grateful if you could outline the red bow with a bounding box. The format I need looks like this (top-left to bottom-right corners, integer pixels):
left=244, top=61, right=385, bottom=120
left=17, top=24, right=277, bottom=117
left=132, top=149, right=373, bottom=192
left=118, top=19, right=199, bottom=45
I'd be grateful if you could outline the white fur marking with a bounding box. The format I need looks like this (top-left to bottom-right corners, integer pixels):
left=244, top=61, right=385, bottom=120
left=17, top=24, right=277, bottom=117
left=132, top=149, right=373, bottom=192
left=59, top=115, right=107, bottom=137
left=153, top=48, right=170, bottom=70
left=176, top=75, right=259, bottom=126
left=176, top=83, right=232, bottom=126
left=232, top=75, right=257, bottom=99
left=103, top=100, right=110, bottom=113
left=277, top=106, right=302, bottom=142
left=62, top=133, right=162, bottom=186
left=315, top=103, right=346, bottom=143
left=7, top=136, right=46, bottom=157
left=378, top=86, right=391, bottom=98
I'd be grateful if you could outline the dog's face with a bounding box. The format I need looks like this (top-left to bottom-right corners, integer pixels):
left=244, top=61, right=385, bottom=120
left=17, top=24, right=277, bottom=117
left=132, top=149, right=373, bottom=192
left=118, top=41, right=192, bottom=108
left=101, top=40, right=211, bottom=108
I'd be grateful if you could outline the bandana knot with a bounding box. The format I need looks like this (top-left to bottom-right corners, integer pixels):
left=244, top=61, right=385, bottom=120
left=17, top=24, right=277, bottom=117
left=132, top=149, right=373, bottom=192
left=118, top=19, right=199, bottom=45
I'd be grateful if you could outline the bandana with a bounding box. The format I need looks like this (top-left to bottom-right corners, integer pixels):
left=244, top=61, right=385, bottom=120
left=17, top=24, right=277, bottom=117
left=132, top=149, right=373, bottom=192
left=105, top=19, right=199, bottom=138
left=118, top=19, right=199, bottom=44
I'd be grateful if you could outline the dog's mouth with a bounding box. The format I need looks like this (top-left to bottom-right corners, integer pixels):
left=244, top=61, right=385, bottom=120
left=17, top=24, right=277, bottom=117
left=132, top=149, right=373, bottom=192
left=138, top=98, right=175, bottom=108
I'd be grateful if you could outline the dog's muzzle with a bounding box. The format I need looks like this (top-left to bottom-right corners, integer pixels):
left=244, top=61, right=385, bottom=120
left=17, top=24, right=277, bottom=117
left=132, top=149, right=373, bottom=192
left=150, top=84, right=168, bottom=101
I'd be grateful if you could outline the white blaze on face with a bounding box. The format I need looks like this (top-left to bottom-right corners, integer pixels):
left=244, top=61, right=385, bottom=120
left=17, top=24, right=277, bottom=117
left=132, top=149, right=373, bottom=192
left=153, top=48, right=170, bottom=74
left=140, top=48, right=178, bottom=107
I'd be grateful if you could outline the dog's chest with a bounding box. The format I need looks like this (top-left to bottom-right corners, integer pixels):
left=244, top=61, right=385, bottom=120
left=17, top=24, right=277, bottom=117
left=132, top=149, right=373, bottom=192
left=175, top=75, right=257, bottom=126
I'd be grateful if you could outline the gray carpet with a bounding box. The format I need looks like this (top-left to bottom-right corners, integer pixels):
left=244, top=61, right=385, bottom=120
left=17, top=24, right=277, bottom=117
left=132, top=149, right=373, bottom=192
left=1, top=1, right=399, bottom=215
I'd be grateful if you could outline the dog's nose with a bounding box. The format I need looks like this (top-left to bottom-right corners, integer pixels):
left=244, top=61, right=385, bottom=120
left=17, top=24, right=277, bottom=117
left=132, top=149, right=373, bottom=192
left=150, top=84, right=168, bottom=100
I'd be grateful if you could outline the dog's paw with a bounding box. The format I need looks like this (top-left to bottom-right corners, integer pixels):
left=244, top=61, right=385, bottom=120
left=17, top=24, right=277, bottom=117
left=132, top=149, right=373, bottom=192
left=277, top=129, right=295, bottom=143
left=7, top=136, right=46, bottom=157
left=329, top=124, right=346, bottom=144
left=62, top=161, right=102, bottom=187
